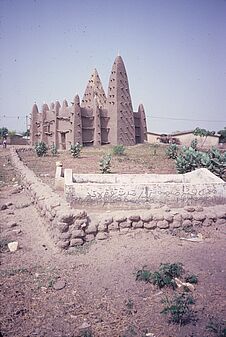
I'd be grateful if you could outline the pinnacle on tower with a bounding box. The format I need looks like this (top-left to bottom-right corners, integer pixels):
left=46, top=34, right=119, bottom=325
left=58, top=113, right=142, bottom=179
left=81, top=68, right=107, bottom=109
left=107, top=55, right=135, bottom=146
left=32, top=103, right=39, bottom=114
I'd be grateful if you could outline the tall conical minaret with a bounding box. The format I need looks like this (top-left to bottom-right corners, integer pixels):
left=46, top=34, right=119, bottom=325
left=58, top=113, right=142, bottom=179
left=30, top=103, right=39, bottom=145
left=138, top=104, right=147, bottom=143
left=107, top=56, right=135, bottom=146
left=81, top=68, right=107, bottom=109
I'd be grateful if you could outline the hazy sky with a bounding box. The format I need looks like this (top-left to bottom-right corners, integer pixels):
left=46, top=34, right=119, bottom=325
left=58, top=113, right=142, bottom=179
left=0, top=0, right=226, bottom=133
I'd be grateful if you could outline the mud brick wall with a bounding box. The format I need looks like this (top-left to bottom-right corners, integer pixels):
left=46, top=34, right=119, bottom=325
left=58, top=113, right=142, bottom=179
left=11, top=148, right=226, bottom=251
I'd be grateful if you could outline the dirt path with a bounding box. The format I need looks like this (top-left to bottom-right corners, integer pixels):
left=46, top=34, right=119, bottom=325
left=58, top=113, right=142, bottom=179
left=0, top=148, right=226, bottom=337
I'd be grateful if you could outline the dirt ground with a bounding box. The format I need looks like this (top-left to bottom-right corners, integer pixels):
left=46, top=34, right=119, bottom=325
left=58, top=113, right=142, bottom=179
left=0, top=147, right=226, bottom=337
left=18, top=144, right=177, bottom=189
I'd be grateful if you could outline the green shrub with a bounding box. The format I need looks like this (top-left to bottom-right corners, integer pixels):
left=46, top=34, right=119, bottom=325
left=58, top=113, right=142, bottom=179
left=100, top=154, right=111, bottom=173
left=70, top=143, right=82, bottom=158
left=35, top=141, right=48, bottom=157
left=166, top=144, right=179, bottom=159
left=112, top=144, right=125, bottom=156
left=51, top=143, right=58, bottom=156
left=161, top=293, right=196, bottom=325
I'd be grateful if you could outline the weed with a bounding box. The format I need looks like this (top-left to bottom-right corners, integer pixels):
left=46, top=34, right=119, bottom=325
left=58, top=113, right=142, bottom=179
left=185, top=274, right=198, bottom=284
left=151, top=263, right=183, bottom=289
left=159, top=263, right=184, bottom=278
left=161, top=293, right=196, bottom=325
left=70, top=143, right=82, bottom=158
left=151, top=271, right=177, bottom=289
left=136, top=263, right=183, bottom=289
left=99, top=153, right=111, bottom=173
left=207, top=318, right=226, bottom=337
left=135, top=267, right=152, bottom=283
left=35, top=141, right=48, bottom=157
left=112, top=144, right=125, bottom=156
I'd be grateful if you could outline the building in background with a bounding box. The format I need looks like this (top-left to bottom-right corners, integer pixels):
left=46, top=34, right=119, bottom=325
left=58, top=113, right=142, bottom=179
left=30, top=56, right=147, bottom=149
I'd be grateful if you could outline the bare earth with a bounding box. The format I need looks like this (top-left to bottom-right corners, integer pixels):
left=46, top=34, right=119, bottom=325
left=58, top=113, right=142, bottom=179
left=0, top=147, right=226, bottom=337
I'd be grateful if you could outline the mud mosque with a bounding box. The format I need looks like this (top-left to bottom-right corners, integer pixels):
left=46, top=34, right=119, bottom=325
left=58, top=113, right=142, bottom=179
left=30, top=56, right=147, bottom=149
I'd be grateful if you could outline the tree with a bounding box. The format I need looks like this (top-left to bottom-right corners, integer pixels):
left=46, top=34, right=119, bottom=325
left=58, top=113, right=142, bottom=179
left=193, top=127, right=215, bottom=147
left=0, top=127, right=8, bottom=138
left=22, top=129, right=30, bottom=137
left=218, top=127, right=226, bottom=143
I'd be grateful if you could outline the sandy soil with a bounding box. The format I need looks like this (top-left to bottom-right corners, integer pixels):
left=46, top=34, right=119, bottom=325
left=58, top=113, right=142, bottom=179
left=0, top=147, right=226, bottom=337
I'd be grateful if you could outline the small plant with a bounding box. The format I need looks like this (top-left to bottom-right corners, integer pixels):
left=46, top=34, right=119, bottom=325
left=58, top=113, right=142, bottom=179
left=207, top=317, right=226, bottom=337
left=100, top=154, right=111, bottom=173
left=190, top=138, right=198, bottom=150
left=35, top=141, right=48, bottom=157
left=185, top=274, right=198, bottom=284
left=136, top=263, right=183, bottom=289
left=51, top=143, right=58, bottom=156
left=112, top=144, right=125, bottom=156
left=151, top=263, right=183, bottom=289
left=70, top=142, right=82, bottom=158
left=161, top=293, right=196, bottom=325
left=151, top=143, right=159, bottom=156
left=136, top=267, right=152, bottom=283
left=166, top=144, right=179, bottom=159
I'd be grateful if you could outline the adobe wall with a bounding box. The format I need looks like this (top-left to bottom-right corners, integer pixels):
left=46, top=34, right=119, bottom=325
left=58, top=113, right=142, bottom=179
left=10, top=148, right=226, bottom=252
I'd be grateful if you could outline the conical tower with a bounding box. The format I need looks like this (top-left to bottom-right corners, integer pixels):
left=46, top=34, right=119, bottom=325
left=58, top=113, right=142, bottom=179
left=81, top=69, right=107, bottom=109
left=107, top=56, right=135, bottom=145
left=30, top=103, right=39, bottom=145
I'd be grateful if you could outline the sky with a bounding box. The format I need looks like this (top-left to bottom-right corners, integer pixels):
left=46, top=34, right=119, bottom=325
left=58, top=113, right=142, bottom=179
left=0, top=0, right=226, bottom=134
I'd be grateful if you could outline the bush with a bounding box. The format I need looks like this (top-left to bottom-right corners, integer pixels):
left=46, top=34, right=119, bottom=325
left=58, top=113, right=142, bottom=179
left=161, top=293, right=196, bottom=325
left=35, top=141, right=48, bottom=157
left=176, top=147, right=201, bottom=174
left=100, top=154, right=111, bottom=173
left=70, top=143, right=82, bottom=158
left=166, top=144, right=179, bottom=159
left=112, top=144, right=125, bottom=156
left=51, top=143, right=58, bottom=156
left=175, top=146, right=226, bottom=180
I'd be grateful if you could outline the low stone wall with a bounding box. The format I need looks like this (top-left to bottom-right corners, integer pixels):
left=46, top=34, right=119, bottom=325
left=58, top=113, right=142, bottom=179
left=11, top=148, right=88, bottom=250
left=11, top=148, right=226, bottom=251
left=64, top=168, right=226, bottom=208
